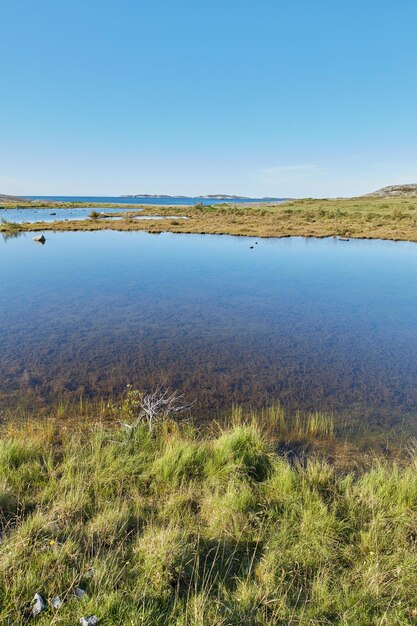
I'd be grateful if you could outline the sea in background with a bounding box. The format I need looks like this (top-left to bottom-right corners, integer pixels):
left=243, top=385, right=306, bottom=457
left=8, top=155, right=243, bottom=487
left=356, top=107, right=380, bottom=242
left=1, top=196, right=286, bottom=223
left=24, top=196, right=287, bottom=205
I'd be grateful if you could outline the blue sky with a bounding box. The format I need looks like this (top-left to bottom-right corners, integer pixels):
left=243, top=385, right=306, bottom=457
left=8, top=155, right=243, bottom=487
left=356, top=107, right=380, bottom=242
left=1, top=0, right=417, bottom=197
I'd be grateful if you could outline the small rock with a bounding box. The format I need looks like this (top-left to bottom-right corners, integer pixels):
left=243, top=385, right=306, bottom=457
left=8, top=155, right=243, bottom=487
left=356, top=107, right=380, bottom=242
left=51, top=595, right=62, bottom=609
left=32, top=592, right=46, bottom=617
left=75, top=587, right=86, bottom=599
left=80, top=616, right=99, bottom=626
left=32, top=235, right=46, bottom=245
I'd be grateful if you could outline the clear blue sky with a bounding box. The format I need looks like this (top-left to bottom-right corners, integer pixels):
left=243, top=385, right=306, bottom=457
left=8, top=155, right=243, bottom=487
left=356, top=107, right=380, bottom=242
left=2, top=0, right=417, bottom=197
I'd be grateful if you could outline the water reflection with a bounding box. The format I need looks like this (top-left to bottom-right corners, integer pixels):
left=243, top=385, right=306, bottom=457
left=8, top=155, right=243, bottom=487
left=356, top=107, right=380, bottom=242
left=1, top=231, right=417, bottom=434
left=1, top=230, right=26, bottom=242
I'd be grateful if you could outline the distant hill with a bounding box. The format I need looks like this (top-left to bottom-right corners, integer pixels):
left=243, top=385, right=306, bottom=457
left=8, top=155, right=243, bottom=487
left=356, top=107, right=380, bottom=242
left=366, top=184, right=417, bottom=197
left=121, top=194, right=253, bottom=200
left=120, top=194, right=286, bottom=200
left=0, top=193, right=27, bottom=202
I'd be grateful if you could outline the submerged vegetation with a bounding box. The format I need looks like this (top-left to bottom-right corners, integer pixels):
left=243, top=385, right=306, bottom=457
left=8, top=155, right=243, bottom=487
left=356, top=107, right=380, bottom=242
left=0, top=398, right=416, bottom=625
left=3, top=196, right=417, bottom=241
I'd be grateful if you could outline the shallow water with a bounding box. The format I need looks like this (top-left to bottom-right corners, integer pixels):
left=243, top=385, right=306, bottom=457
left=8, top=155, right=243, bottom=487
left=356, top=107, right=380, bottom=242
left=0, top=207, right=189, bottom=224
left=2, top=231, right=417, bottom=434
left=0, top=207, right=142, bottom=224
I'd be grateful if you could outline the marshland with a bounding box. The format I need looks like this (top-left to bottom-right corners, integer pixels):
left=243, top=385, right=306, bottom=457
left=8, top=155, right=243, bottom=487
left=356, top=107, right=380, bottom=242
left=4, top=195, right=417, bottom=241
left=3, top=193, right=417, bottom=622
left=4, top=0, right=417, bottom=621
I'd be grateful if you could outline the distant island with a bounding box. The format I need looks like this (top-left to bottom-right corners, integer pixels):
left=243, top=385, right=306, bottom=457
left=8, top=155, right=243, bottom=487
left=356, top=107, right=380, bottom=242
left=121, top=194, right=282, bottom=200
left=4, top=183, right=417, bottom=243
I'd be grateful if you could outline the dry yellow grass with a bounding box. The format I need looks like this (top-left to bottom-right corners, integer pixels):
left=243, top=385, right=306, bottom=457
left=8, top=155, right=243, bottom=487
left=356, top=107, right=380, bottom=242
left=3, top=196, right=417, bottom=241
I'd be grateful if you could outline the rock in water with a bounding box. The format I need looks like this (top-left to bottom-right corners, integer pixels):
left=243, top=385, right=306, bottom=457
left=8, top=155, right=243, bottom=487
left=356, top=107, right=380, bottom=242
left=80, top=616, right=99, bottom=625
left=32, top=592, right=46, bottom=617
left=32, top=235, right=46, bottom=245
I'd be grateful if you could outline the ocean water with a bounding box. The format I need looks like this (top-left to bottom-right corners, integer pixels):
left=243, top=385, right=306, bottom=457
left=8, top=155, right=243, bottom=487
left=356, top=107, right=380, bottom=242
left=1, top=196, right=284, bottom=224
left=24, top=196, right=286, bottom=205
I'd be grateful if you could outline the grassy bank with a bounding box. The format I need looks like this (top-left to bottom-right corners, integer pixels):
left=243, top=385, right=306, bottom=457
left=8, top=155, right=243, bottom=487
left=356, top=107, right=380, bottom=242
left=1, top=406, right=416, bottom=624
left=3, top=196, right=417, bottom=242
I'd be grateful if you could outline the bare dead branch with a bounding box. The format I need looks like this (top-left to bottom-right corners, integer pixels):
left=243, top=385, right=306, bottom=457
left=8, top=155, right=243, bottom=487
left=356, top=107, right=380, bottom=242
left=122, top=384, right=194, bottom=431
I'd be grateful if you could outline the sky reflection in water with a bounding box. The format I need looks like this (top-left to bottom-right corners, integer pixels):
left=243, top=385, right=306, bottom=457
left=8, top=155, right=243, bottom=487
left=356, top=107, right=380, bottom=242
left=1, top=231, right=417, bottom=432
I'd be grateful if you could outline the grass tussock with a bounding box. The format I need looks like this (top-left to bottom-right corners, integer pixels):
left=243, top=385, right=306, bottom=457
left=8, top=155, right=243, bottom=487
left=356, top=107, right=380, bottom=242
left=0, top=413, right=416, bottom=625
left=0, top=218, right=22, bottom=232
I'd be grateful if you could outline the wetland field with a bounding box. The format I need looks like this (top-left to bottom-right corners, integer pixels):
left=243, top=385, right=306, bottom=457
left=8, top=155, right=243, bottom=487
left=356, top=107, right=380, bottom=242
left=3, top=195, right=417, bottom=241
left=2, top=196, right=417, bottom=625
left=2, top=208, right=417, bottom=447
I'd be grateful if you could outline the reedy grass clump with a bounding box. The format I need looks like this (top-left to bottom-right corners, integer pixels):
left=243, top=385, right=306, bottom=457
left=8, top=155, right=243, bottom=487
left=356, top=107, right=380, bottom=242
left=0, top=416, right=416, bottom=625
left=0, top=218, right=21, bottom=232
left=232, top=404, right=335, bottom=440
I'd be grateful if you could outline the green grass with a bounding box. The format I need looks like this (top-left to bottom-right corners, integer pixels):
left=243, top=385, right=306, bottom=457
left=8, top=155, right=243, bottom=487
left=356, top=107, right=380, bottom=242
left=0, top=408, right=416, bottom=625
